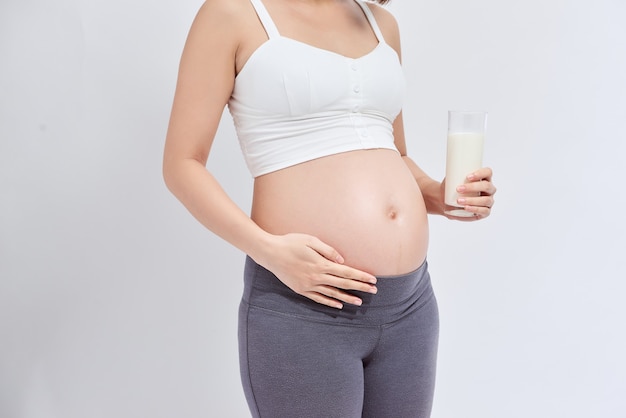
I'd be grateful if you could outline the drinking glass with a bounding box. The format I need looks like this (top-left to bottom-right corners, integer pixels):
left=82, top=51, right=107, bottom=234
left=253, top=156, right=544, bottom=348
left=444, top=111, right=488, bottom=217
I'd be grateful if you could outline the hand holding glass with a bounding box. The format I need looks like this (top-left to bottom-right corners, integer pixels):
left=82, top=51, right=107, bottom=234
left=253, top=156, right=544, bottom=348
left=444, top=111, right=487, bottom=217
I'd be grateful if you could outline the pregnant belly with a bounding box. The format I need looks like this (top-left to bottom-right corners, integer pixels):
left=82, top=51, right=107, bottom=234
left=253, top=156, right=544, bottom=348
left=251, top=149, right=429, bottom=275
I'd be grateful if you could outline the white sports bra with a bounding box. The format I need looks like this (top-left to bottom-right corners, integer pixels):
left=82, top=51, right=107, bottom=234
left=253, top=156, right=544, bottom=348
left=228, top=0, right=405, bottom=178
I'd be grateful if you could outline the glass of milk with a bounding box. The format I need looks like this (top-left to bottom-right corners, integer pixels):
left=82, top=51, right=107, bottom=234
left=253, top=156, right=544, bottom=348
left=444, top=111, right=487, bottom=217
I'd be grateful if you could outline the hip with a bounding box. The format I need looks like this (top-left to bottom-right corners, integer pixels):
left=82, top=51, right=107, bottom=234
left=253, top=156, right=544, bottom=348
left=241, top=255, right=436, bottom=327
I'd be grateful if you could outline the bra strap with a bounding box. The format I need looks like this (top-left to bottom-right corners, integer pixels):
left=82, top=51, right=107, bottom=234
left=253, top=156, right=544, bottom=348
left=354, top=0, right=385, bottom=43
left=249, top=0, right=280, bottom=39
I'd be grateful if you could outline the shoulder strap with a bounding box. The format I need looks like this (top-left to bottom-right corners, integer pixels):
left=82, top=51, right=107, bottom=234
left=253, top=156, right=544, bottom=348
left=354, top=0, right=385, bottom=43
left=249, top=0, right=280, bottom=39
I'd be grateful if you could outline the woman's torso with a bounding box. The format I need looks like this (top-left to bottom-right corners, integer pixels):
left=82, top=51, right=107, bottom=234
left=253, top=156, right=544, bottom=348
left=233, top=0, right=429, bottom=275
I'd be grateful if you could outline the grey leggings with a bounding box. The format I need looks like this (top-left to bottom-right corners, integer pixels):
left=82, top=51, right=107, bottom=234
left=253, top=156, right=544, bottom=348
left=238, top=256, right=439, bottom=418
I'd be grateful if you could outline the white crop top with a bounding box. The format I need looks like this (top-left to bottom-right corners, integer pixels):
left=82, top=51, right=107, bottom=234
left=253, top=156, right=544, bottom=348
left=228, top=0, right=405, bottom=178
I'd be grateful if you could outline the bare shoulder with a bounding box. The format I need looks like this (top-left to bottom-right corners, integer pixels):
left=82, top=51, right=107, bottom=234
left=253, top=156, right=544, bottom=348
left=195, top=0, right=251, bottom=21
left=365, top=1, right=402, bottom=55
left=189, top=0, right=256, bottom=44
left=188, top=0, right=265, bottom=75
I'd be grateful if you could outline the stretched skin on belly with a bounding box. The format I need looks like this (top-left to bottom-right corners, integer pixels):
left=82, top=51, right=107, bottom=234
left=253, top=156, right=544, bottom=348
left=251, top=149, right=429, bottom=275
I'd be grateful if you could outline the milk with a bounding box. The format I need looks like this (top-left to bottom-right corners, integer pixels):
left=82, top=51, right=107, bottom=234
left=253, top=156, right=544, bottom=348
left=444, top=132, right=485, bottom=207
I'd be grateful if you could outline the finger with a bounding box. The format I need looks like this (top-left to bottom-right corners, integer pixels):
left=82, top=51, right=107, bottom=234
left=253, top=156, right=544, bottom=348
left=457, top=195, right=495, bottom=209
left=311, top=285, right=365, bottom=306
left=461, top=204, right=491, bottom=219
left=324, top=264, right=377, bottom=284
left=319, top=273, right=378, bottom=293
left=305, top=236, right=345, bottom=264
left=467, top=167, right=493, bottom=182
left=305, top=291, right=345, bottom=310
left=457, top=180, right=496, bottom=196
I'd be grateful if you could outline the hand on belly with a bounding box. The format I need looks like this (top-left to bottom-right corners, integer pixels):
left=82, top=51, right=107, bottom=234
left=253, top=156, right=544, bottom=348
left=254, top=232, right=379, bottom=309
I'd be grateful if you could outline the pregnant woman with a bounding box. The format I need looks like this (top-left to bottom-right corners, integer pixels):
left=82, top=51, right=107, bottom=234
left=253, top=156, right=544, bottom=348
left=163, top=0, right=496, bottom=416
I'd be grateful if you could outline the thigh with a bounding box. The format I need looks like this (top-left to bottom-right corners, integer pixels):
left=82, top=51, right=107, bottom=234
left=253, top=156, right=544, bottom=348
left=362, top=294, right=439, bottom=418
left=239, top=302, right=374, bottom=418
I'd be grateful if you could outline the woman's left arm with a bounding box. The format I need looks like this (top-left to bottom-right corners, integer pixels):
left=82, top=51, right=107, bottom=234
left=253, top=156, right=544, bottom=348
left=370, top=4, right=496, bottom=220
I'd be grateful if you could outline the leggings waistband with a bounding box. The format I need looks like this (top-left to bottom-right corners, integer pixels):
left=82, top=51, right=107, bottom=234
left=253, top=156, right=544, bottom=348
left=242, top=256, right=434, bottom=326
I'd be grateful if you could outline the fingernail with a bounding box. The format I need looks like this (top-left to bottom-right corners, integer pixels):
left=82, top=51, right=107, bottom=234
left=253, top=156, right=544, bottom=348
left=354, top=299, right=362, bottom=306
left=467, top=173, right=476, bottom=180
left=458, top=198, right=466, bottom=204
left=336, top=255, right=344, bottom=264
left=335, top=303, right=343, bottom=309
left=369, top=286, right=378, bottom=294
left=457, top=185, right=466, bottom=192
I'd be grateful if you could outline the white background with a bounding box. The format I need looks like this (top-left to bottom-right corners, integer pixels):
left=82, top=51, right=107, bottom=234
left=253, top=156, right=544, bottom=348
left=1, top=0, right=625, bottom=417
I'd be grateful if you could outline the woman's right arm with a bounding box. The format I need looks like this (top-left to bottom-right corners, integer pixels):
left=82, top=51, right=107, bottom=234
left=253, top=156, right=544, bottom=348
left=163, top=1, right=269, bottom=258
left=162, top=0, right=377, bottom=308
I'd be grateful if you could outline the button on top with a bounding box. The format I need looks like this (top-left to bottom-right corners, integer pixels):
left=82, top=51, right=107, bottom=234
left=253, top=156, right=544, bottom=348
left=353, top=85, right=360, bottom=93
left=352, top=105, right=359, bottom=113
left=350, top=62, right=358, bottom=71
